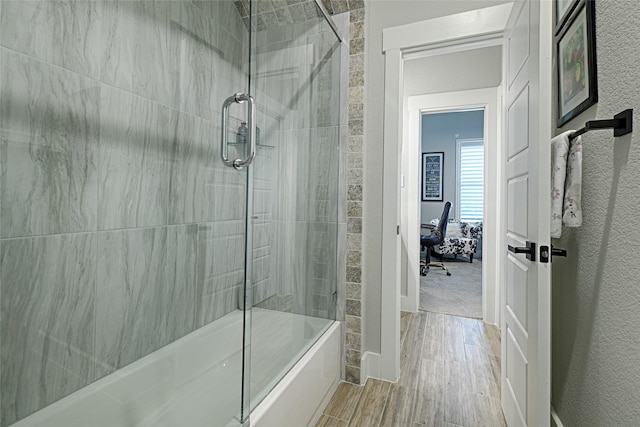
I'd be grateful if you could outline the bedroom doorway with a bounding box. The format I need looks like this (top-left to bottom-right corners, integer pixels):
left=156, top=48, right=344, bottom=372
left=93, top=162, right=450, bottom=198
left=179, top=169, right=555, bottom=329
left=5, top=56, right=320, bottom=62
left=419, top=109, right=485, bottom=319
left=401, top=86, right=501, bottom=325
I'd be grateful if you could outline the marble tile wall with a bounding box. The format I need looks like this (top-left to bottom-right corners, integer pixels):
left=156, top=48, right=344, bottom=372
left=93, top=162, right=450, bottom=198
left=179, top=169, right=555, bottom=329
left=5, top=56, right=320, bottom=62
left=235, top=0, right=323, bottom=31
left=251, top=11, right=344, bottom=320
left=0, top=0, right=250, bottom=425
left=0, top=234, right=97, bottom=427
left=0, top=0, right=345, bottom=424
left=94, top=225, right=199, bottom=374
left=0, top=49, right=100, bottom=238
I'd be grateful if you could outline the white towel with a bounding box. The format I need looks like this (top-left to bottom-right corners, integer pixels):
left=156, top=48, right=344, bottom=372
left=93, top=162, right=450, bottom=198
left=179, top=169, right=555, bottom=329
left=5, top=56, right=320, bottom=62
left=563, top=134, right=583, bottom=228
left=550, top=131, right=583, bottom=238
left=551, top=131, right=571, bottom=238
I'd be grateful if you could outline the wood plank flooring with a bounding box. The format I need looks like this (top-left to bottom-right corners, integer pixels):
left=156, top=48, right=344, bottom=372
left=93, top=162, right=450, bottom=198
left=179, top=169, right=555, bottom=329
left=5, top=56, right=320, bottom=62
left=316, top=311, right=505, bottom=427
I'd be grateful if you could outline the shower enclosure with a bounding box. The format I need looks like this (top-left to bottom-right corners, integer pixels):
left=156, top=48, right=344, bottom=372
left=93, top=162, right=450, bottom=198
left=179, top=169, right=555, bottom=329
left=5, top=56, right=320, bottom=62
left=0, top=0, right=345, bottom=425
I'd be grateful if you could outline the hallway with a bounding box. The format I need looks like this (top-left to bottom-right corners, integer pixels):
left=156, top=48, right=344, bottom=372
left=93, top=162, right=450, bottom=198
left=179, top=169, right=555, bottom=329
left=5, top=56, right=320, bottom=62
left=316, top=311, right=505, bottom=426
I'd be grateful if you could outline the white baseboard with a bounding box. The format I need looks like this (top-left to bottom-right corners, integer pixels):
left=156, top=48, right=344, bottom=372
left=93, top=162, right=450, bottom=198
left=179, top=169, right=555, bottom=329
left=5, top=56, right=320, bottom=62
left=551, top=406, right=564, bottom=427
left=360, top=351, right=381, bottom=384
left=400, top=294, right=418, bottom=313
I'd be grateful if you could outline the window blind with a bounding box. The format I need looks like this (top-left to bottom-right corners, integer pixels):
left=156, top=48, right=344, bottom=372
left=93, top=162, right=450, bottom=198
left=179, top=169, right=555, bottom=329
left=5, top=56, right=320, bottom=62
left=457, top=140, right=484, bottom=224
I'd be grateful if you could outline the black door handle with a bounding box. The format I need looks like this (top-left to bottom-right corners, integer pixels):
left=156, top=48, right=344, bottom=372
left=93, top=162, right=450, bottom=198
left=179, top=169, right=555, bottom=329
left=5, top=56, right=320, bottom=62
left=507, top=241, right=536, bottom=261
left=540, top=245, right=568, bottom=263
left=507, top=245, right=530, bottom=254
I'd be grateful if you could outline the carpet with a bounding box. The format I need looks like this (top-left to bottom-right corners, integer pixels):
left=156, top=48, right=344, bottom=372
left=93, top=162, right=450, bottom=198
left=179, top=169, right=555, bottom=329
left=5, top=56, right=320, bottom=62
left=420, top=257, right=482, bottom=319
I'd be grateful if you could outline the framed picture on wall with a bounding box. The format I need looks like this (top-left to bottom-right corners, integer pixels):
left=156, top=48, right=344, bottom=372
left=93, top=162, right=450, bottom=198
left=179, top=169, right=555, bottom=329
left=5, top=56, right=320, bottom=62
left=555, top=0, right=579, bottom=34
left=557, top=0, right=597, bottom=127
left=422, top=152, right=444, bottom=202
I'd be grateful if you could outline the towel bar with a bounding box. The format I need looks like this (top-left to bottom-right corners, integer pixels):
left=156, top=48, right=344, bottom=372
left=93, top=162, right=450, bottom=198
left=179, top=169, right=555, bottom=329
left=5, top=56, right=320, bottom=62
left=569, top=109, right=633, bottom=139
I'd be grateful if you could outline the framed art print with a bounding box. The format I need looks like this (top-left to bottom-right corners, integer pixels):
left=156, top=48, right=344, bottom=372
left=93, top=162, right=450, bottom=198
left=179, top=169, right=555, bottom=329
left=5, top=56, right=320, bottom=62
left=422, top=152, right=444, bottom=202
left=557, top=0, right=597, bottom=127
left=555, top=0, right=579, bottom=34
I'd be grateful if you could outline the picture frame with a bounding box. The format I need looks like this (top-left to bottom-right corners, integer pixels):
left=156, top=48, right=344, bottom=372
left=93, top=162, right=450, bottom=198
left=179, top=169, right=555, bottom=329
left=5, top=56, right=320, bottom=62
left=422, top=152, right=444, bottom=202
left=555, top=0, right=579, bottom=34
left=556, top=0, right=597, bottom=127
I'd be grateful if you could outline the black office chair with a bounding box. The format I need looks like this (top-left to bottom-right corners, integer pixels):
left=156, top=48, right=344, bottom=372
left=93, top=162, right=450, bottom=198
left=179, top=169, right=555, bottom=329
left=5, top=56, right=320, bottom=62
left=420, top=201, right=452, bottom=276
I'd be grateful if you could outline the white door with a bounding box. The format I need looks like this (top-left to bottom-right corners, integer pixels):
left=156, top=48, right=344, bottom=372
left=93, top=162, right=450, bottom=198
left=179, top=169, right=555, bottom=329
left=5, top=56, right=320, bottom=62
left=501, top=1, right=552, bottom=426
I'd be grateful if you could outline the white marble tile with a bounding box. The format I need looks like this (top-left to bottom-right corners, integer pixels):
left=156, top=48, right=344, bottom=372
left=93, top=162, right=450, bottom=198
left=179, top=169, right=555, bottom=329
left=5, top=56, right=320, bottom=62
left=98, top=86, right=173, bottom=230
left=271, top=221, right=311, bottom=315
left=312, top=221, right=338, bottom=319
left=336, top=222, right=347, bottom=321
left=0, top=49, right=99, bottom=238
left=101, top=0, right=174, bottom=106
left=212, top=165, right=247, bottom=221
left=94, top=225, right=198, bottom=376
left=294, top=133, right=312, bottom=221
left=307, top=126, right=340, bottom=223
left=196, top=220, right=246, bottom=326
left=338, top=124, right=349, bottom=224
left=218, top=0, right=247, bottom=54
left=168, top=115, right=247, bottom=226
left=269, top=130, right=296, bottom=222
left=198, top=285, right=243, bottom=325
left=170, top=0, right=219, bottom=119
left=0, top=1, right=102, bottom=79
left=339, top=25, right=350, bottom=127
left=0, top=233, right=97, bottom=426
left=213, top=6, right=248, bottom=117
left=167, top=113, right=217, bottom=224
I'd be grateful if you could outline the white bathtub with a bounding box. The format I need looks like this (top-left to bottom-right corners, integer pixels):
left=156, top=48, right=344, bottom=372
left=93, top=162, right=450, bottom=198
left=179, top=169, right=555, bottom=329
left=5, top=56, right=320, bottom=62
left=12, top=308, right=341, bottom=427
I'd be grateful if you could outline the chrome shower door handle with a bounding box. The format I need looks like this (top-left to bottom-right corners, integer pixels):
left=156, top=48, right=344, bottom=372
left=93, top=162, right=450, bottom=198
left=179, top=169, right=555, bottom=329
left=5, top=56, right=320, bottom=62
left=221, top=93, right=256, bottom=170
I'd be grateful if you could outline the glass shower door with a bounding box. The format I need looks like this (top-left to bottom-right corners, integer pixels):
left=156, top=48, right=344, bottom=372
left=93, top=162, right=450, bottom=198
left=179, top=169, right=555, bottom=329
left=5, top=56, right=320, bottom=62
left=0, top=0, right=256, bottom=425
left=245, top=0, right=343, bottom=415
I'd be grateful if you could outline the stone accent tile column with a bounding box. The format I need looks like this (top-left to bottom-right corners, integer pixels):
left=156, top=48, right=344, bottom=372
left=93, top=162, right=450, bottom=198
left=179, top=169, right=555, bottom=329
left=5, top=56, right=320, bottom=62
left=321, top=0, right=365, bottom=385
left=344, top=5, right=365, bottom=385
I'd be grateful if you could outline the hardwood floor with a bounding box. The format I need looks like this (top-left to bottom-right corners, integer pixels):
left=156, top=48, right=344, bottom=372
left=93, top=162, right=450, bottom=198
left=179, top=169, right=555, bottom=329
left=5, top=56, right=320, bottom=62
left=316, top=311, right=505, bottom=427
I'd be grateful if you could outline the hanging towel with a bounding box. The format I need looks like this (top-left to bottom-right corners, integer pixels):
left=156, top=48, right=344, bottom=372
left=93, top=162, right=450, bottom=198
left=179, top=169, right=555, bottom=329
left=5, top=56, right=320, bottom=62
left=551, top=131, right=572, bottom=238
left=563, top=134, right=583, bottom=228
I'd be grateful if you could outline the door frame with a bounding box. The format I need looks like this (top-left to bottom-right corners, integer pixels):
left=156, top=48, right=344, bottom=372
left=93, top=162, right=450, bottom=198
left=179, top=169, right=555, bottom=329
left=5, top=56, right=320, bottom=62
left=403, top=87, right=502, bottom=327
left=378, top=2, right=513, bottom=383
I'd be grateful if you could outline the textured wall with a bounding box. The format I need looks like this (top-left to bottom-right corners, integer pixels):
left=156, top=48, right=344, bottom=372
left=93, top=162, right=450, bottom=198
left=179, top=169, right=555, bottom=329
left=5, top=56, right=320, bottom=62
left=551, top=1, right=640, bottom=424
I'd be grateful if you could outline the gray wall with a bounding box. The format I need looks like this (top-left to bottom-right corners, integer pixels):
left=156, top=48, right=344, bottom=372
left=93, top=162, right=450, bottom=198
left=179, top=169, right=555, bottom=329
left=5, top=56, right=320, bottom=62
left=421, top=110, right=484, bottom=223
left=404, top=46, right=502, bottom=97
left=364, top=0, right=511, bottom=353
left=551, top=1, right=640, bottom=424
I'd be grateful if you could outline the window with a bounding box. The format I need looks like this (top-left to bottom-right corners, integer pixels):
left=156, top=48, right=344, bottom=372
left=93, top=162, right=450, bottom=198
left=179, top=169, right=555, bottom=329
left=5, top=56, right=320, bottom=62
left=456, top=139, right=484, bottom=223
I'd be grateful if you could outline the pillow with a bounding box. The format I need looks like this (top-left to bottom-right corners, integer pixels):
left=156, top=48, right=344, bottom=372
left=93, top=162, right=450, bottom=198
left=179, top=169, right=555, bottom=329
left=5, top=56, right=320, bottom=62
left=445, top=221, right=464, bottom=238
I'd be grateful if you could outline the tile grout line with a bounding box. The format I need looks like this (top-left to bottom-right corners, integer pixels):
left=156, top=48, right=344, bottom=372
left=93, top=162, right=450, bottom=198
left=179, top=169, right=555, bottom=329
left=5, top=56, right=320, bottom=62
left=410, top=311, right=431, bottom=424
left=345, top=385, right=363, bottom=424
left=441, top=312, right=449, bottom=426
left=322, top=413, right=347, bottom=424
left=373, top=378, right=393, bottom=427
